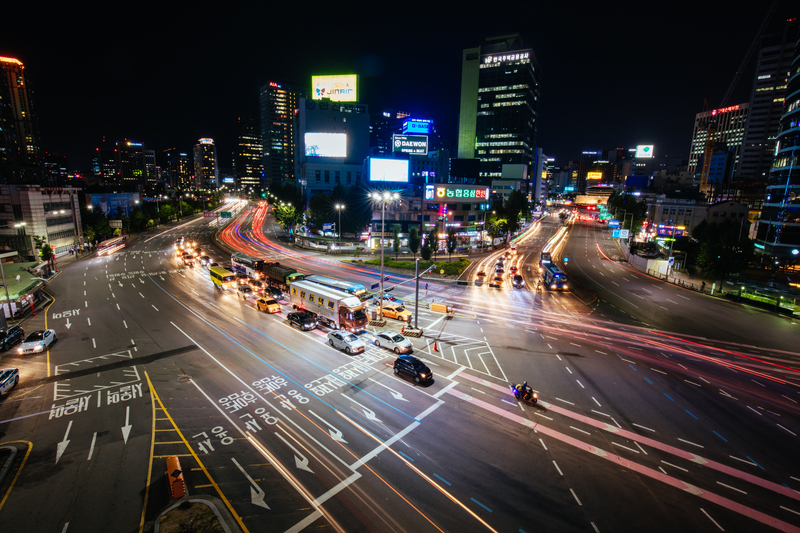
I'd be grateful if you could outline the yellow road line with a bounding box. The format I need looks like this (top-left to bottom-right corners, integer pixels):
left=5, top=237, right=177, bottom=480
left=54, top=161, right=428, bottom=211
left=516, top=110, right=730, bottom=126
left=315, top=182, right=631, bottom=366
left=43, top=289, right=56, bottom=378
left=0, top=441, right=32, bottom=511
left=138, top=371, right=157, bottom=533
left=144, top=371, right=249, bottom=533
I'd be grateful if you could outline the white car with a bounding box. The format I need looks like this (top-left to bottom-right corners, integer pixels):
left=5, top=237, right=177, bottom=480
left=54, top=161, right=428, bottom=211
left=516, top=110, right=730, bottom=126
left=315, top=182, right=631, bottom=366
left=327, top=331, right=365, bottom=354
left=18, top=329, right=57, bottom=355
left=0, top=368, right=19, bottom=394
left=373, top=331, right=413, bottom=354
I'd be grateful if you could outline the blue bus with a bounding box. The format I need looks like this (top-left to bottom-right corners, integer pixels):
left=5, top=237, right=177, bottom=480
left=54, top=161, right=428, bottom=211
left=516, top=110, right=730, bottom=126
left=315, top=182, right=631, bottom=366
left=541, top=262, right=568, bottom=291
left=231, top=252, right=266, bottom=280
left=303, top=274, right=367, bottom=298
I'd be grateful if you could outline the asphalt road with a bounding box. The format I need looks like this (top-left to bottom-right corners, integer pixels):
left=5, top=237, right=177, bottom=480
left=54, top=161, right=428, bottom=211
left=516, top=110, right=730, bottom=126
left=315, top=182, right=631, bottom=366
left=0, top=205, right=798, bottom=533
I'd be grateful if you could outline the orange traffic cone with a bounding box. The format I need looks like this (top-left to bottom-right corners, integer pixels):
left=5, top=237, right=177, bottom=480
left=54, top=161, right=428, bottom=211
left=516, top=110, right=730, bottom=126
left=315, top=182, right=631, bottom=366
left=433, top=340, right=438, bottom=352
left=401, top=325, right=405, bottom=334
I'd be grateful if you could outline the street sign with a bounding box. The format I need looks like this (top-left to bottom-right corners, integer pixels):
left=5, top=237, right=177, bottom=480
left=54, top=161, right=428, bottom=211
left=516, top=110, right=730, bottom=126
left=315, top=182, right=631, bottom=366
left=323, top=222, right=333, bottom=231
left=608, top=220, right=620, bottom=228
left=618, top=229, right=630, bottom=239
left=371, top=283, right=379, bottom=290
left=612, top=229, right=620, bottom=238
left=203, top=211, right=215, bottom=218
left=221, top=212, right=232, bottom=219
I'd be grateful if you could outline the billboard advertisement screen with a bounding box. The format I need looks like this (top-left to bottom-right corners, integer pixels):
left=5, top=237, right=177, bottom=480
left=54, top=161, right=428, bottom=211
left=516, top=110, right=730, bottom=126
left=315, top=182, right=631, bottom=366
left=402, top=119, right=432, bottom=134
left=392, top=134, right=428, bottom=155
left=635, top=145, right=654, bottom=158
left=369, top=158, right=409, bottom=183
left=587, top=172, right=603, bottom=180
left=305, top=133, right=346, bottom=158
left=88, top=193, right=140, bottom=217
left=424, top=185, right=489, bottom=200
left=311, top=75, right=358, bottom=102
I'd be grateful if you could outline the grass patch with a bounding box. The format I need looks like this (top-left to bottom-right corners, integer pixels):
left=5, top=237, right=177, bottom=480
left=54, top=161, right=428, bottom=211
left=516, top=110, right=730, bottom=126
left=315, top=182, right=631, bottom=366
left=159, top=501, right=225, bottom=533
left=357, top=258, right=471, bottom=276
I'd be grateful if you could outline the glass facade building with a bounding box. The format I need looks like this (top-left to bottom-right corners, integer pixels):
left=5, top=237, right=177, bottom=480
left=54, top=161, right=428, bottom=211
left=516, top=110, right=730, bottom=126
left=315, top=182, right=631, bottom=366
left=260, top=81, right=304, bottom=187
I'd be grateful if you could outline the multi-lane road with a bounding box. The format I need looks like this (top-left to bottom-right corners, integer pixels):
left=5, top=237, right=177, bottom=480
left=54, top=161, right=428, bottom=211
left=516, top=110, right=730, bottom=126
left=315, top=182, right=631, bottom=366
left=1, top=203, right=799, bottom=532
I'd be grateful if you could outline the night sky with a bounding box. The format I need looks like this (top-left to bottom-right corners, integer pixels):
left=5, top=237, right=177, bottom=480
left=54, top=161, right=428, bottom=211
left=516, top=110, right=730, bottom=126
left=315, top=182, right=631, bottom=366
left=3, top=2, right=795, bottom=173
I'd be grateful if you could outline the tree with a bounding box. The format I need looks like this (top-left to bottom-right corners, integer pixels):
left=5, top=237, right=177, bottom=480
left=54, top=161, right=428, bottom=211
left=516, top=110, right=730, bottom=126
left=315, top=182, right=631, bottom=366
left=39, top=242, right=54, bottom=264
left=446, top=227, right=457, bottom=261
left=392, top=224, right=401, bottom=259
left=160, top=204, right=176, bottom=223
left=420, top=236, right=433, bottom=261
left=408, top=227, right=421, bottom=258
left=693, top=218, right=753, bottom=284
left=505, top=190, right=529, bottom=235
left=427, top=228, right=440, bottom=259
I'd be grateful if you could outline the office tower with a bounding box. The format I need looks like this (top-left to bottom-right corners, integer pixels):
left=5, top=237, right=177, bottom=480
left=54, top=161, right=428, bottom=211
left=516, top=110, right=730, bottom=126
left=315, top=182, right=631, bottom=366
left=0, top=57, right=44, bottom=184
left=193, top=138, right=219, bottom=189
left=234, top=116, right=263, bottom=192
left=738, top=19, right=800, bottom=183
left=687, top=103, right=749, bottom=176
left=370, top=109, right=406, bottom=156
left=163, top=148, right=191, bottom=188
left=457, top=34, right=541, bottom=181
left=260, top=81, right=304, bottom=187
left=577, top=151, right=599, bottom=193
left=118, top=141, right=155, bottom=188
left=756, top=34, right=800, bottom=259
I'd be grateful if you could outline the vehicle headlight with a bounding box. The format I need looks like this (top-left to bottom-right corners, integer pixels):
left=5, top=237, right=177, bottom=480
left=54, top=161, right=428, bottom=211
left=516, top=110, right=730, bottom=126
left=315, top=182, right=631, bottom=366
left=419, top=373, right=427, bottom=378
left=35, top=344, right=44, bottom=352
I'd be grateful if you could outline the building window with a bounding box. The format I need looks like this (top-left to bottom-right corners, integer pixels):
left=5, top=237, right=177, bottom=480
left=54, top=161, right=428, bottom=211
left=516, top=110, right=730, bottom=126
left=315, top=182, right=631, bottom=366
left=335, top=171, right=340, bottom=183
left=315, top=170, right=321, bottom=183
left=346, top=171, right=352, bottom=184
left=356, top=172, right=361, bottom=183
left=324, top=170, right=330, bottom=183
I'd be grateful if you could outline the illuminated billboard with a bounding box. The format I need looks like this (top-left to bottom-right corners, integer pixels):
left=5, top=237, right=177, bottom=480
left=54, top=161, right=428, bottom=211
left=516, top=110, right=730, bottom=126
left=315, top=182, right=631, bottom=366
left=392, top=134, right=428, bottom=155
left=402, top=119, right=432, bottom=135
left=369, top=158, right=409, bottom=183
left=311, top=75, right=358, bottom=102
left=424, top=185, right=489, bottom=200
left=587, top=172, right=603, bottom=180
left=305, top=133, right=346, bottom=158
left=635, top=145, right=654, bottom=158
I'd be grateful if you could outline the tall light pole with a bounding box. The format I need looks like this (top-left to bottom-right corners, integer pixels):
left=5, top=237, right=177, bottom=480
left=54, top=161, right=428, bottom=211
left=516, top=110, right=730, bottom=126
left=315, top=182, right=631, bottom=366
left=369, top=191, right=399, bottom=321
left=335, top=203, right=345, bottom=251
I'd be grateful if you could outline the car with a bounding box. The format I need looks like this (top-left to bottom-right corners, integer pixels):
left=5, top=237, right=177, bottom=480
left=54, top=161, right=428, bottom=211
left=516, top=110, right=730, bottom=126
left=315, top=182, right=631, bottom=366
left=199, top=255, right=211, bottom=266
left=373, top=330, right=413, bottom=354
left=489, top=276, right=503, bottom=288
left=0, top=368, right=20, bottom=395
left=510, top=265, right=518, bottom=274
left=249, top=279, right=265, bottom=292
left=476, top=271, right=487, bottom=278
left=207, top=261, right=219, bottom=270
left=327, top=331, right=365, bottom=354
left=234, top=273, right=249, bottom=285
left=512, top=275, right=525, bottom=288
left=393, top=354, right=432, bottom=383
left=0, top=326, right=24, bottom=352
left=18, top=329, right=57, bottom=355
left=237, top=285, right=254, bottom=300
left=256, top=297, right=281, bottom=313
left=287, top=311, right=317, bottom=331
left=372, top=293, right=403, bottom=306
left=495, top=265, right=505, bottom=274
left=380, top=304, right=412, bottom=322
left=267, top=286, right=284, bottom=300
left=182, top=253, right=194, bottom=265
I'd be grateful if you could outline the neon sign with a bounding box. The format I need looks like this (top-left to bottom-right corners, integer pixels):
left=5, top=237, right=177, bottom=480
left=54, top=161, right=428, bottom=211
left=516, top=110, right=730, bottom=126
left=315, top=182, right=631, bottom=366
left=425, top=185, right=489, bottom=200
left=711, top=105, right=740, bottom=116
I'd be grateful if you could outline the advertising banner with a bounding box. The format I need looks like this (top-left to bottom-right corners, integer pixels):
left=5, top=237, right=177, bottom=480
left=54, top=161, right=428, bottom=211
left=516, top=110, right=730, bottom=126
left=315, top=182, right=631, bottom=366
left=392, top=134, right=428, bottom=155
left=311, top=75, right=358, bottom=102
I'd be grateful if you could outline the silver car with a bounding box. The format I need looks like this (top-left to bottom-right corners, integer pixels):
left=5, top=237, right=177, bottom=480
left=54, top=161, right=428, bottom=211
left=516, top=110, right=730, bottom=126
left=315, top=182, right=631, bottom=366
left=327, top=331, right=365, bottom=354
left=373, top=331, right=413, bottom=354
left=18, top=329, right=57, bottom=355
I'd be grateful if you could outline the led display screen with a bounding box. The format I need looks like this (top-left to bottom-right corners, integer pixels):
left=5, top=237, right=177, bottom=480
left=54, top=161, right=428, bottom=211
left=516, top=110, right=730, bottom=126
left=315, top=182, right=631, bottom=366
left=392, top=134, right=428, bottom=155
left=587, top=172, right=603, bottom=180
left=402, top=119, right=432, bottom=135
left=369, top=158, right=409, bottom=183
left=311, top=75, right=358, bottom=102
left=305, top=133, right=346, bottom=158
left=635, top=145, right=654, bottom=158
left=424, top=185, right=489, bottom=200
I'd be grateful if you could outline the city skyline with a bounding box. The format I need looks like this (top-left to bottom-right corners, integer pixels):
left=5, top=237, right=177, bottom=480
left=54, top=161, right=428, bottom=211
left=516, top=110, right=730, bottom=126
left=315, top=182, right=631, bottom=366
left=2, top=3, right=795, bottom=172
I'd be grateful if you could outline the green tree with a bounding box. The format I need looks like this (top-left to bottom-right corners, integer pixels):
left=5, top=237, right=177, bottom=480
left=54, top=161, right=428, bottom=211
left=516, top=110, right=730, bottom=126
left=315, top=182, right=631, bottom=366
left=408, top=227, right=421, bottom=258
left=160, top=204, right=176, bottom=223
left=446, top=227, right=457, bottom=261
left=392, top=224, right=401, bottom=259
left=39, top=242, right=54, bottom=264
left=420, top=235, right=433, bottom=261
left=694, top=218, right=753, bottom=284
left=504, top=190, right=529, bottom=235
left=427, top=228, right=440, bottom=259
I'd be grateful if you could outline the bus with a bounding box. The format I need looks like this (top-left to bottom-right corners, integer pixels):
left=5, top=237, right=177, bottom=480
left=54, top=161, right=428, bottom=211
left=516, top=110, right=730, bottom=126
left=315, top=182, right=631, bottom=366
left=510, top=242, right=518, bottom=255
left=541, top=262, right=568, bottom=291
left=231, top=252, right=265, bottom=280
left=97, top=236, right=126, bottom=256
left=303, top=274, right=367, bottom=298
left=210, top=266, right=237, bottom=290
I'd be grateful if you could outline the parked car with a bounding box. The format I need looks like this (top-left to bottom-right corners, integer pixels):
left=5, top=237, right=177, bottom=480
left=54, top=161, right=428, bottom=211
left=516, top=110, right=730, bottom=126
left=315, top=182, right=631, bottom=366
left=373, top=331, right=413, bottom=354
left=18, top=329, right=57, bottom=355
left=0, top=326, right=24, bottom=352
left=380, top=304, right=412, bottom=322
left=327, top=331, right=365, bottom=354
left=288, top=311, right=317, bottom=331
left=0, top=368, right=20, bottom=395
left=256, top=297, right=281, bottom=314
left=393, top=354, right=432, bottom=383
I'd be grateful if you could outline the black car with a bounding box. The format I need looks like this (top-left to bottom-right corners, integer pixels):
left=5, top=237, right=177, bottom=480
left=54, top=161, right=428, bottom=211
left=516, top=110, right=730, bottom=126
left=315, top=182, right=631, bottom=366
left=0, top=326, right=24, bottom=352
left=267, top=286, right=283, bottom=300
left=287, top=311, right=317, bottom=331
left=393, top=354, right=433, bottom=384
left=512, top=275, right=525, bottom=289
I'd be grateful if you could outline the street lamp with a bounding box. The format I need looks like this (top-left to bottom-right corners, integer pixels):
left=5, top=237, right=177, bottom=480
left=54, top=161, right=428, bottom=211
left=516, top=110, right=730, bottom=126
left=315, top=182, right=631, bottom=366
left=334, top=204, right=345, bottom=251
left=369, top=191, right=400, bottom=321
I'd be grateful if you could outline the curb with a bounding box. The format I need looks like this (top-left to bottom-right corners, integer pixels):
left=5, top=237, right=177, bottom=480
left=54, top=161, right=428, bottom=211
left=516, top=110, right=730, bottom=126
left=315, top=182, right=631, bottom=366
left=153, top=495, right=242, bottom=533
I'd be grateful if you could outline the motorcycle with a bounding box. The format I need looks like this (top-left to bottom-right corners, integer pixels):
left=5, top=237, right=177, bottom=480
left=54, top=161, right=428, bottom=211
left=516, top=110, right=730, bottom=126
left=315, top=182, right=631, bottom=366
left=511, top=384, right=538, bottom=404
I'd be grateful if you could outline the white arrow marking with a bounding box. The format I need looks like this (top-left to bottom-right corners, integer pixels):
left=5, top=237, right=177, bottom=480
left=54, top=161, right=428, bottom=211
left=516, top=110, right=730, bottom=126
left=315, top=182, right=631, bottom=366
left=366, top=378, right=408, bottom=402
left=231, top=458, right=270, bottom=509
left=121, top=406, right=132, bottom=444
left=64, top=318, right=71, bottom=330
left=308, top=410, right=347, bottom=443
left=118, top=281, right=123, bottom=287
left=56, top=420, right=73, bottom=464
left=275, top=432, right=313, bottom=473
left=346, top=397, right=382, bottom=423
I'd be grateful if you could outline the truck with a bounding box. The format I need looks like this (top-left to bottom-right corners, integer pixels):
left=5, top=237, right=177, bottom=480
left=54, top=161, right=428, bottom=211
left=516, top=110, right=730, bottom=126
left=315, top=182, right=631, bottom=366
left=538, top=251, right=552, bottom=272
left=263, top=262, right=305, bottom=292
left=288, top=280, right=368, bottom=332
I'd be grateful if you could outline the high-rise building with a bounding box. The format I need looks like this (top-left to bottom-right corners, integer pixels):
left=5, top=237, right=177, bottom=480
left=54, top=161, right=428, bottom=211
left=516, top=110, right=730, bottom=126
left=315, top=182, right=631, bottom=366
left=738, top=19, right=799, bottom=183
left=755, top=33, right=800, bottom=259
left=457, top=34, right=541, bottom=181
left=193, top=138, right=218, bottom=189
left=118, top=141, right=156, bottom=188
left=163, top=148, right=191, bottom=188
left=370, top=109, right=406, bottom=156
left=260, top=81, right=304, bottom=187
left=234, top=116, right=263, bottom=193
left=687, top=103, right=749, bottom=176
left=0, top=57, right=44, bottom=184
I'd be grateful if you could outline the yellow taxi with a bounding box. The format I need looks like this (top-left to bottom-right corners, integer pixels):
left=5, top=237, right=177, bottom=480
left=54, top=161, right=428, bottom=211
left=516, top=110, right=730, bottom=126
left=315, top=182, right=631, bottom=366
left=256, top=297, right=282, bottom=314
left=381, top=304, right=412, bottom=322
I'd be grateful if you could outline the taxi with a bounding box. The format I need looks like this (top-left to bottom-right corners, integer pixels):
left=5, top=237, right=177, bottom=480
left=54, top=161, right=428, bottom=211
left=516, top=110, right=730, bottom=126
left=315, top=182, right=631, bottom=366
left=256, top=297, right=281, bottom=314
left=381, top=304, right=412, bottom=322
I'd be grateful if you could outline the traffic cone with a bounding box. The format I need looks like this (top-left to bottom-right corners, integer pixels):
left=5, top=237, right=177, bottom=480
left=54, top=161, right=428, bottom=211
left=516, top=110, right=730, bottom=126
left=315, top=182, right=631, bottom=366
left=401, top=325, right=405, bottom=334
left=433, top=340, right=438, bottom=352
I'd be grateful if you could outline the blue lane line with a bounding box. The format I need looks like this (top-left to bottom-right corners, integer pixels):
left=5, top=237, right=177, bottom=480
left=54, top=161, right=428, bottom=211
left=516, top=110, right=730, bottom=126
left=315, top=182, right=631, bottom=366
left=629, top=364, right=637, bottom=372
left=784, top=483, right=791, bottom=489
left=471, top=497, right=492, bottom=513
left=398, top=451, right=414, bottom=462
left=433, top=473, right=451, bottom=486
left=147, top=275, right=420, bottom=423
left=747, top=456, right=765, bottom=470
left=685, top=410, right=698, bottom=420
left=664, top=393, right=674, bottom=401
left=644, top=377, right=653, bottom=384
left=713, top=431, right=728, bottom=442
left=519, top=530, right=528, bottom=533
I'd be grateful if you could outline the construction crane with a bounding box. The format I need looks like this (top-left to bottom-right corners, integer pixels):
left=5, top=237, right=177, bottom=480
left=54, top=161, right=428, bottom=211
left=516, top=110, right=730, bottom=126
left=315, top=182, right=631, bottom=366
left=699, top=0, right=781, bottom=197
